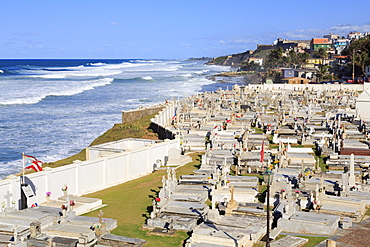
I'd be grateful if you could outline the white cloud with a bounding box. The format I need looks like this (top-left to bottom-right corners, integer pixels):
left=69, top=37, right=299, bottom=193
left=276, top=23, right=370, bottom=40
left=109, top=21, right=119, bottom=26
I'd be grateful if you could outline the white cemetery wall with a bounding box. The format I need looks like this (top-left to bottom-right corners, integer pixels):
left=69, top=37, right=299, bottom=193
left=47, top=165, right=78, bottom=198
left=78, top=160, right=105, bottom=194
left=0, top=139, right=179, bottom=209
left=105, top=153, right=129, bottom=186
left=129, top=149, right=151, bottom=179
left=249, top=83, right=364, bottom=92
left=151, top=103, right=175, bottom=128
left=0, top=176, right=21, bottom=208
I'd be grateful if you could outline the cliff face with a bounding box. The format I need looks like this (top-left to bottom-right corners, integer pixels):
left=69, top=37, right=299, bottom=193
left=206, top=51, right=254, bottom=67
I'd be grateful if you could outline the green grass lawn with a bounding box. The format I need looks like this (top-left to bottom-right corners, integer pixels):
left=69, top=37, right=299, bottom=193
left=252, top=234, right=328, bottom=247
left=82, top=152, right=203, bottom=247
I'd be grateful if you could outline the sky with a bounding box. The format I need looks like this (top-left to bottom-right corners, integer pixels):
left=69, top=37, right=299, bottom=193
left=1, top=0, right=370, bottom=59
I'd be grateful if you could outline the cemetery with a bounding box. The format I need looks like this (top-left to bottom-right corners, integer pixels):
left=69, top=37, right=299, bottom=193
left=1, top=83, right=370, bottom=246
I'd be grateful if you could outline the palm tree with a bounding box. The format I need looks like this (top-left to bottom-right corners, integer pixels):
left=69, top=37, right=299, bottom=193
left=316, top=64, right=330, bottom=82
left=355, top=52, right=370, bottom=76
left=342, top=35, right=370, bottom=77
left=313, top=48, right=328, bottom=59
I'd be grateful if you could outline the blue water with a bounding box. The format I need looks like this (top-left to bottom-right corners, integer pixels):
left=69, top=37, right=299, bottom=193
left=0, top=59, right=237, bottom=180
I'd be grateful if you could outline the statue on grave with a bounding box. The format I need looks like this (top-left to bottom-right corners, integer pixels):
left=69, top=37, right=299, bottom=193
left=151, top=200, right=157, bottom=219
left=225, top=186, right=238, bottom=215
left=30, top=221, right=42, bottom=238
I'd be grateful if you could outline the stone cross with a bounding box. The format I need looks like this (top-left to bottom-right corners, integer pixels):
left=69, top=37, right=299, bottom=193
left=230, top=186, right=235, bottom=202
left=166, top=166, right=170, bottom=179
left=171, top=169, right=177, bottom=184
left=98, top=210, right=104, bottom=224
left=162, top=176, right=166, bottom=189
left=65, top=194, right=71, bottom=211
left=151, top=200, right=157, bottom=219
left=13, top=225, right=18, bottom=243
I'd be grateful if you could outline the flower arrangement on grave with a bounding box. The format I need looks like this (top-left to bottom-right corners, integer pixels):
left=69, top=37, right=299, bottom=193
left=92, top=223, right=102, bottom=230
left=46, top=191, right=51, bottom=197
left=31, top=203, right=38, bottom=207
left=1, top=201, right=4, bottom=209
left=61, top=204, right=67, bottom=210
left=294, top=190, right=300, bottom=193
left=280, top=189, right=285, bottom=192
left=312, top=200, right=322, bottom=210
left=69, top=200, right=75, bottom=206
left=61, top=185, right=68, bottom=191
left=155, top=198, right=161, bottom=202
left=226, top=180, right=230, bottom=184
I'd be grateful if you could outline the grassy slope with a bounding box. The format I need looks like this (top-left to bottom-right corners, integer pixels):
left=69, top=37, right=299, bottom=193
left=45, top=113, right=159, bottom=168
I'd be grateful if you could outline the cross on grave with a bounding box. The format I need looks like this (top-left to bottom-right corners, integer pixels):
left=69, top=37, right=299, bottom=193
left=66, top=194, right=71, bottom=211
left=98, top=210, right=104, bottom=224
left=4, top=191, right=12, bottom=208
left=13, top=225, right=18, bottom=243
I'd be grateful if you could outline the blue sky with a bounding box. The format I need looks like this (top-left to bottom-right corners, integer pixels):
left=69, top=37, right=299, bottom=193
left=1, top=0, right=370, bottom=59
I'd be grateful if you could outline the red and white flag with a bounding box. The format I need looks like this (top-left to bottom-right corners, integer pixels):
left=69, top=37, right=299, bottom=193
left=260, top=140, right=265, bottom=163
left=172, top=108, right=177, bottom=121
left=23, top=154, right=43, bottom=172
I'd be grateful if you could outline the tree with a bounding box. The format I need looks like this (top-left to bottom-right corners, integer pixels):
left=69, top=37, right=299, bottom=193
left=263, top=47, right=285, bottom=69
left=342, top=35, right=370, bottom=77
left=313, top=48, right=328, bottom=59
left=286, top=50, right=310, bottom=68
left=239, top=61, right=262, bottom=71
left=316, top=64, right=331, bottom=82
left=355, top=50, right=370, bottom=76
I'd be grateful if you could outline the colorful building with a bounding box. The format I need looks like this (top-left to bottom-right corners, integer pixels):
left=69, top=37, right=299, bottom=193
left=310, top=38, right=332, bottom=51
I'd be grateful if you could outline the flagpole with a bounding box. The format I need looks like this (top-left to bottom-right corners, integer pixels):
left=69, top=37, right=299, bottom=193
left=22, top=152, right=25, bottom=184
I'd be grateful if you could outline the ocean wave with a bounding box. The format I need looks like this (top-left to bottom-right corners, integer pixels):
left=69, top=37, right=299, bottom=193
left=27, top=69, right=122, bottom=79
left=194, top=69, right=210, bottom=74
left=141, top=76, right=153, bottom=80
left=0, top=70, right=3, bottom=73
left=0, top=78, right=114, bottom=105
left=88, top=62, right=105, bottom=66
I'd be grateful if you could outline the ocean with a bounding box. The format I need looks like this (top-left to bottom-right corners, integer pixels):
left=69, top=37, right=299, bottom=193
left=0, top=59, right=238, bottom=180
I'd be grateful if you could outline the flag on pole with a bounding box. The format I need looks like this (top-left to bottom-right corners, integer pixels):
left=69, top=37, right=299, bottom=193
left=23, top=154, right=43, bottom=172
left=172, top=107, right=177, bottom=121
left=260, top=140, right=265, bottom=163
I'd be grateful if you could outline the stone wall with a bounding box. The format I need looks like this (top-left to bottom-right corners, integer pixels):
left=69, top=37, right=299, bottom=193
left=122, top=105, right=164, bottom=123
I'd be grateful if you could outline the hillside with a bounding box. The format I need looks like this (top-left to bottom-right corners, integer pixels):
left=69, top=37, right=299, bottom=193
left=206, top=46, right=275, bottom=67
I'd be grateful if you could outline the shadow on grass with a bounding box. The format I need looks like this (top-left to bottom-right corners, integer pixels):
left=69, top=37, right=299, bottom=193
left=193, top=154, right=203, bottom=170
left=142, top=205, right=153, bottom=221
left=149, top=189, right=160, bottom=199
